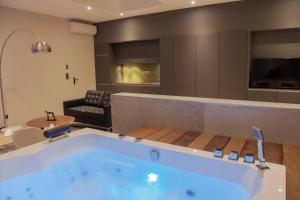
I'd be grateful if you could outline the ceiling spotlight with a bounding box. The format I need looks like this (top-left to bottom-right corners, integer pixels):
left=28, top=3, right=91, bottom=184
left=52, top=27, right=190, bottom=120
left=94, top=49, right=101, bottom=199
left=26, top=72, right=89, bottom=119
left=190, top=0, right=196, bottom=5
left=86, top=6, right=92, bottom=10
left=120, top=13, right=124, bottom=17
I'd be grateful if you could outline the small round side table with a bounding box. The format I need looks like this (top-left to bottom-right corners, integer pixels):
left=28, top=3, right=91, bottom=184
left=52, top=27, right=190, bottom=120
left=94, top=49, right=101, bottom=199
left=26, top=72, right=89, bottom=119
left=26, top=115, right=75, bottom=129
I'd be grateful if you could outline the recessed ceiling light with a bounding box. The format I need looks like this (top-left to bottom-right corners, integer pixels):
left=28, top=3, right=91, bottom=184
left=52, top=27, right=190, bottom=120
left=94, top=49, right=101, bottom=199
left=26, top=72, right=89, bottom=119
left=120, top=13, right=124, bottom=17
left=86, top=6, right=92, bottom=10
left=190, top=0, right=196, bottom=5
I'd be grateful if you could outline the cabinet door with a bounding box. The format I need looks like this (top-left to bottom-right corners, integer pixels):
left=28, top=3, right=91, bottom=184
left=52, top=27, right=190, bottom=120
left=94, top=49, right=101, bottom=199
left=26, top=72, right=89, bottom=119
left=174, top=35, right=196, bottom=87
left=115, top=42, right=131, bottom=62
left=146, top=40, right=159, bottom=59
left=141, top=86, right=161, bottom=94
left=97, top=84, right=111, bottom=92
left=111, top=85, right=125, bottom=93
left=174, top=86, right=195, bottom=97
left=131, top=41, right=146, bottom=59
left=247, top=89, right=277, bottom=102
left=196, top=33, right=220, bottom=98
left=277, top=90, right=300, bottom=104
left=95, top=43, right=112, bottom=84
left=160, top=37, right=174, bottom=95
left=220, top=30, right=248, bottom=89
left=124, top=85, right=142, bottom=93
left=219, top=88, right=246, bottom=100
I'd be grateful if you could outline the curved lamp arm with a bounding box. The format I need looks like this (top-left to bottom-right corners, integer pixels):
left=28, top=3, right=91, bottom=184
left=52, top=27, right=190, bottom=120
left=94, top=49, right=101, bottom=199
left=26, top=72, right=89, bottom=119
left=0, top=28, right=48, bottom=128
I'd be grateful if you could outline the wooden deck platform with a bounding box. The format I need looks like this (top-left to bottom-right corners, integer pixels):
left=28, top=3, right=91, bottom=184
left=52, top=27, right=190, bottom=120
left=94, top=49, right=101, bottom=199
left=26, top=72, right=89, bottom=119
left=128, top=125, right=300, bottom=200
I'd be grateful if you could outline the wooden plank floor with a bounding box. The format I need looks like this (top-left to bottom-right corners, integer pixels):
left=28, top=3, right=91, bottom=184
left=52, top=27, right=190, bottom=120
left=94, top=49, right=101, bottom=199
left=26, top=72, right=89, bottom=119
left=128, top=125, right=300, bottom=200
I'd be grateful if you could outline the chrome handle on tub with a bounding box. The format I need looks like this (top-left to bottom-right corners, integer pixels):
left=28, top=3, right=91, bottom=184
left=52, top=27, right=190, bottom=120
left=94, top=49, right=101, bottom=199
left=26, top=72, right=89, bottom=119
left=134, top=137, right=143, bottom=143
left=118, top=134, right=126, bottom=139
left=244, top=153, right=255, bottom=164
left=214, top=148, right=223, bottom=158
left=228, top=151, right=239, bottom=161
left=252, top=127, right=270, bottom=170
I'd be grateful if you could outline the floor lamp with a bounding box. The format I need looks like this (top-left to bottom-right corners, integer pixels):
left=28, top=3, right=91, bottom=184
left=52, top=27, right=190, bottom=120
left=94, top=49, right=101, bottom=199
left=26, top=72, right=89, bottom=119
left=0, top=28, right=51, bottom=135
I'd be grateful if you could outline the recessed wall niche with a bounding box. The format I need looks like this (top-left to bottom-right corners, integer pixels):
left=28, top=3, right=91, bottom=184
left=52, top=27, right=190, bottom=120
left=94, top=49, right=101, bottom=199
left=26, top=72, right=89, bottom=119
left=112, top=63, right=160, bottom=84
left=250, top=28, right=300, bottom=90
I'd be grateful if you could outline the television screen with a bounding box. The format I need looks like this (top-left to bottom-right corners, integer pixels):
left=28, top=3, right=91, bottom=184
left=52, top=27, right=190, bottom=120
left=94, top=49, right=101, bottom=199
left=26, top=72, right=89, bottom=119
left=249, top=58, right=300, bottom=89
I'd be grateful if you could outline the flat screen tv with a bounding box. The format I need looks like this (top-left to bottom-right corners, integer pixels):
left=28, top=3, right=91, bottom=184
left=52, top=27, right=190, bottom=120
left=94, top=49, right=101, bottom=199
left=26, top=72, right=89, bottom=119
left=249, top=58, right=300, bottom=89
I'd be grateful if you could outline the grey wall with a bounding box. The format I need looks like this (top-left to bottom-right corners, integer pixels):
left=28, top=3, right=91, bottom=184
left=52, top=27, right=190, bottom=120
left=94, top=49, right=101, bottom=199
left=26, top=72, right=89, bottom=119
left=95, top=0, right=300, bottom=43
left=94, top=0, right=300, bottom=102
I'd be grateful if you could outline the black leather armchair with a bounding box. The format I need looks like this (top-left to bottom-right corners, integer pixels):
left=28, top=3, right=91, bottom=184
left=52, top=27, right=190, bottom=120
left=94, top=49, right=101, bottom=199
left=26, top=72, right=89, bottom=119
left=63, top=90, right=111, bottom=128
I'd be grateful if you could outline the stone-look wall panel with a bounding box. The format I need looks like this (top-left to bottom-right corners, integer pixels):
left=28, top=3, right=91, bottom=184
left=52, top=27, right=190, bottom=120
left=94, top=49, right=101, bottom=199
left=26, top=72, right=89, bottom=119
left=112, top=93, right=300, bottom=145
left=204, top=104, right=300, bottom=145
left=111, top=95, right=204, bottom=134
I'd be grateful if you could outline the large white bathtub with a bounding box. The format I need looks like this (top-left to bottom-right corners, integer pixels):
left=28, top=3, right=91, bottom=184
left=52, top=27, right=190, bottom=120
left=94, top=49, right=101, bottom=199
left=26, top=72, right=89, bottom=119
left=0, top=128, right=285, bottom=200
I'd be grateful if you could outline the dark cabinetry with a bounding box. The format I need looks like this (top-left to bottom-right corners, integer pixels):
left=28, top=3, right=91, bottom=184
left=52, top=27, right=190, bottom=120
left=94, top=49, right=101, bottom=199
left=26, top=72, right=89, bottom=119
left=160, top=37, right=174, bottom=95
left=219, top=30, right=248, bottom=100
left=196, top=33, right=220, bottom=98
left=247, top=89, right=300, bottom=104
left=247, top=89, right=277, bottom=102
left=114, top=40, right=159, bottom=63
left=111, top=84, right=160, bottom=94
left=277, top=90, right=300, bottom=104
left=95, top=43, right=112, bottom=86
left=95, top=31, right=253, bottom=100
left=174, top=35, right=196, bottom=96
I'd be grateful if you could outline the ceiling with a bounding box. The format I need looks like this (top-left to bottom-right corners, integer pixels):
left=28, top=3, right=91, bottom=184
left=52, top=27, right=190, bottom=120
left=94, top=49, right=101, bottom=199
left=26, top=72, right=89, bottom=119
left=0, top=0, right=241, bottom=23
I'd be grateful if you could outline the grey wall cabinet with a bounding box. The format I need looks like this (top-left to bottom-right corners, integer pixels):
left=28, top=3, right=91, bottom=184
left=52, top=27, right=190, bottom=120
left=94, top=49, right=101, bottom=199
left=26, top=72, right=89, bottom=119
left=247, top=89, right=277, bottom=102
left=174, top=35, right=196, bottom=96
left=95, top=43, right=112, bottom=85
left=247, top=89, right=300, bottom=104
left=123, top=85, right=142, bottom=93
left=196, top=33, right=220, bottom=98
left=219, top=88, right=246, bottom=100
left=111, top=85, right=126, bottom=93
left=174, top=86, right=196, bottom=97
left=115, top=42, right=131, bottom=61
left=111, top=84, right=160, bottom=94
left=146, top=40, right=160, bottom=59
left=96, top=84, right=111, bottom=92
left=160, top=37, right=174, bottom=95
left=114, top=40, right=159, bottom=63
left=131, top=41, right=147, bottom=59
left=277, top=90, right=300, bottom=104
left=141, top=86, right=160, bottom=94
left=219, top=30, right=248, bottom=99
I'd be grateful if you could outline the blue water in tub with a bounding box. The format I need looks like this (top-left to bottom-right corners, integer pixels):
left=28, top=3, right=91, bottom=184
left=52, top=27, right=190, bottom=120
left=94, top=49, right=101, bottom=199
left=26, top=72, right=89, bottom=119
left=0, top=148, right=249, bottom=200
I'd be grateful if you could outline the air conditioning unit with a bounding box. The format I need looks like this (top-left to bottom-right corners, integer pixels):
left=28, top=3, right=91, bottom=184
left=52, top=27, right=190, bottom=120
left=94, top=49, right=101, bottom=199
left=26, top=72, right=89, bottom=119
left=69, top=22, right=97, bottom=36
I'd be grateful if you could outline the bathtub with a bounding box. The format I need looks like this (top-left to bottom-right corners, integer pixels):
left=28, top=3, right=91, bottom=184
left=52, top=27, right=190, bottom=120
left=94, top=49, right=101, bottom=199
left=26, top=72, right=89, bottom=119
left=0, top=128, right=285, bottom=200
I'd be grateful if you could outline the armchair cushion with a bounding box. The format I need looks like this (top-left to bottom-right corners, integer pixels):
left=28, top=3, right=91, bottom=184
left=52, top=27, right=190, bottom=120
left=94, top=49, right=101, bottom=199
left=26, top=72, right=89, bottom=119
left=100, top=92, right=111, bottom=106
left=84, top=90, right=104, bottom=106
left=69, top=106, right=104, bottom=115
left=63, top=98, right=85, bottom=108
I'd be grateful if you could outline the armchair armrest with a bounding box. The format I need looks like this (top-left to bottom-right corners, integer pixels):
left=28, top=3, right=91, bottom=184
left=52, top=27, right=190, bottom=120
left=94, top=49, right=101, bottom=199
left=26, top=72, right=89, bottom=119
left=63, top=98, right=85, bottom=109
left=102, top=105, right=112, bottom=127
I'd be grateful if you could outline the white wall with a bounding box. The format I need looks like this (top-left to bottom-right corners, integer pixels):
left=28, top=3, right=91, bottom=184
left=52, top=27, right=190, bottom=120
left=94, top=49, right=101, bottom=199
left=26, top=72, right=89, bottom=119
left=0, top=6, right=96, bottom=126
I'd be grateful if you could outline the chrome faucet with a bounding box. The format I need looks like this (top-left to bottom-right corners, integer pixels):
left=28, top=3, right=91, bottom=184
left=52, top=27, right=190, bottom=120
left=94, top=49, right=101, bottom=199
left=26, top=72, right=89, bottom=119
left=252, top=127, right=269, bottom=170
